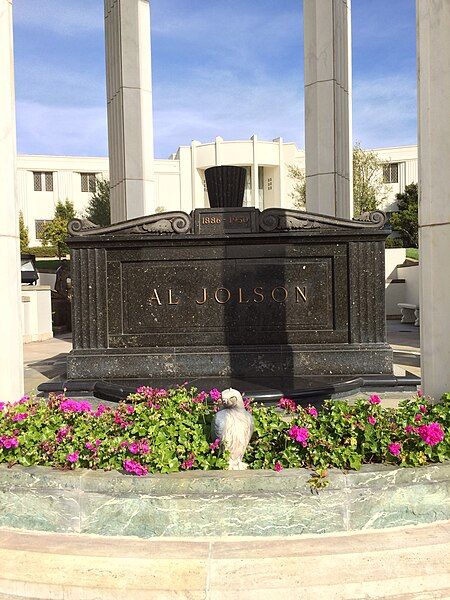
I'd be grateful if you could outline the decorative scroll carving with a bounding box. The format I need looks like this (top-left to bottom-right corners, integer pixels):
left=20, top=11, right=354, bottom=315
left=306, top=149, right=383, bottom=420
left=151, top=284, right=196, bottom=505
left=68, top=212, right=192, bottom=237
left=259, top=209, right=386, bottom=232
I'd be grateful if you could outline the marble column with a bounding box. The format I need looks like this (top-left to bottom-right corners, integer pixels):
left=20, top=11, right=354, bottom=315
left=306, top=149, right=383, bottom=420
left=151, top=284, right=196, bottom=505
left=417, top=0, right=450, bottom=401
left=0, top=0, right=24, bottom=402
left=303, top=0, right=353, bottom=218
left=104, top=0, right=155, bottom=222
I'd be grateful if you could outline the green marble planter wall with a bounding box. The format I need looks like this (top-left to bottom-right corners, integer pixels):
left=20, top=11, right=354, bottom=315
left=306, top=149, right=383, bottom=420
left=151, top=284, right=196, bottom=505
left=0, top=463, right=449, bottom=538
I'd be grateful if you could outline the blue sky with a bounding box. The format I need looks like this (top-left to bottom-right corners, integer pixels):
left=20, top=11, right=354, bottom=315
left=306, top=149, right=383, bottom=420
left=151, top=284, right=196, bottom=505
left=12, top=0, right=417, bottom=158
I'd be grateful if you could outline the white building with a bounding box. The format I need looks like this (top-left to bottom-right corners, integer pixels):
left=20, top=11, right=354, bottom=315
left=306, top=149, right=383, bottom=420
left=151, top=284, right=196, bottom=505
left=17, top=138, right=418, bottom=246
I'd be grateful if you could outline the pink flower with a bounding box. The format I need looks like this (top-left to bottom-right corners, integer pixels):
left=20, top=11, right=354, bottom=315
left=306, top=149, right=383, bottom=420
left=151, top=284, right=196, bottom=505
left=274, top=461, right=283, bottom=472
left=136, top=386, right=168, bottom=400
left=94, top=404, right=108, bottom=417
left=417, top=422, right=445, bottom=446
left=0, top=436, right=19, bottom=449
left=181, top=453, right=195, bottom=470
left=414, top=413, right=422, bottom=422
left=60, top=399, right=92, bottom=413
left=12, top=412, right=28, bottom=422
left=388, top=442, right=402, bottom=456
left=288, top=425, right=309, bottom=447
left=126, top=405, right=135, bottom=414
left=210, top=438, right=220, bottom=451
left=278, top=397, right=296, bottom=412
left=193, top=391, right=207, bottom=404
left=128, top=442, right=140, bottom=454
left=123, top=459, right=148, bottom=476
left=369, top=394, right=381, bottom=405
left=243, top=397, right=252, bottom=411
left=56, top=427, right=70, bottom=442
left=209, top=388, right=221, bottom=402
left=0, top=403, right=5, bottom=412
left=405, top=425, right=417, bottom=434
left=66, top=451, right=79, bottom=463
left=307, top=406, right=318, bottom=418
left=367, top=416, right=377, bottom=425
left=419, top=405, right=427, bottom=413
left=417, top=389, right=424, bottom=398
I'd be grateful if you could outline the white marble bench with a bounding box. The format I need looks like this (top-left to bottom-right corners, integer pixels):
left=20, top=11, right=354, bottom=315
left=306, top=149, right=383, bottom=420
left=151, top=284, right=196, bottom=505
left=398, top=303, right=420, bottom=327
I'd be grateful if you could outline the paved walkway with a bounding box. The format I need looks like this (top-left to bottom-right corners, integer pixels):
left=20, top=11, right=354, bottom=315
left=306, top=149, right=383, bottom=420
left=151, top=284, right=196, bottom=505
left=0, top=521, right=448, bottom=599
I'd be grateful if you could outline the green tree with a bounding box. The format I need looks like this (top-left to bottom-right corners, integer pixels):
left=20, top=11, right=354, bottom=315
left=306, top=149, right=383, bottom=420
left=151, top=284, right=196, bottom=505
left=85, top=178, right=111, bottom=227
left=287, top=142, right=387, bottom=215
left=19, top=211, right=29, bottom=252
left=352, top=142, right=386, bottom=216
left=390, top=183, right=418, bottom=248
left=287, top=164, right=306, bottom=209
left=41, top=200, right=76, bottom=259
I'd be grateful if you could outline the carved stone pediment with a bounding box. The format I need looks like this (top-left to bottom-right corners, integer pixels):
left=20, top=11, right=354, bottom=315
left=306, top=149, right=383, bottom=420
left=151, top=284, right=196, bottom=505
left=68, top=212, right=192, bottom=237
left=259, top=209, right=386, bottom=232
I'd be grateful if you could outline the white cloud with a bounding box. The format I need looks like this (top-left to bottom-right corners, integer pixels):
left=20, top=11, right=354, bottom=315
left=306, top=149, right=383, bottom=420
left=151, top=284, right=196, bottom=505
left=16, top=101, right=107, bottom=156
left=13, top=0, right=103, bottom=35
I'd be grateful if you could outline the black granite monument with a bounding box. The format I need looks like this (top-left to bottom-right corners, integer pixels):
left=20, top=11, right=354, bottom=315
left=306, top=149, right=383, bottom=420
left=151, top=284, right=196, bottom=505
left=66, top=165, right=393, bottom=398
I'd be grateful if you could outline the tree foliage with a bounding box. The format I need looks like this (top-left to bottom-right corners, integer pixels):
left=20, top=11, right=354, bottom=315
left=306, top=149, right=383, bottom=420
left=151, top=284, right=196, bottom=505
left=287, top=142, right=387, bottom=216
left=287, top=164, right=306, bottom=209
left=85, top=178, right=111, bottom=227
left=19, top=211, right=29, bottom=252
left=41, top=200, right=76, bottom=259
left=352, top=142, right=386, bottom=216
left=390, top=183, right=418, bottom=248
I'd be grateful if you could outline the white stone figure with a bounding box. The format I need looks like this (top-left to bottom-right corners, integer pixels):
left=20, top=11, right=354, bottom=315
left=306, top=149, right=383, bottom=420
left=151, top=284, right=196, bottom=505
left=212, top=388, right=254, bottom=470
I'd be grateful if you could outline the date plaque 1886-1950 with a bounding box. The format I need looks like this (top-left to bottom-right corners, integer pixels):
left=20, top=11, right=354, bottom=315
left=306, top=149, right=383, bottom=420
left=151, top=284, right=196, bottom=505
left=66, top=207, right=392, bottom=384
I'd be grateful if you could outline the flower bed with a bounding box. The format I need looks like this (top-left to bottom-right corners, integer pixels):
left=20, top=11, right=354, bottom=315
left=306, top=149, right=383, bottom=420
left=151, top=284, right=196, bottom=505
left=0, top=388, right=449, bottom=480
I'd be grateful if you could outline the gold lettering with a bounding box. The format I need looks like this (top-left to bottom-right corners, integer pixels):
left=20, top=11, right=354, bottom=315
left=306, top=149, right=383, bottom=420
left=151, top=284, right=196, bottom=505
left=149, top=289, right=162, bottom=306
left=195, top=288, right=208, bottom=305
left=168, top=289, right=179, bottom=305
left=214, top=288, right=231, bottom=304
left=271, top=286, right=288, bottom=303
left=295, top=286, right=308, bottom=303
left=238, top=288, right=249, bottom=304
left=253, top=287, right=264, bottom=303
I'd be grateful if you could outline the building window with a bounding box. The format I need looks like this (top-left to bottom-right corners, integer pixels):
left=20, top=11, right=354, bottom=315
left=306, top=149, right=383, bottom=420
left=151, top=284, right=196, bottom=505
left=267, top=177, right=273, bottom=191
left=35, top=219, right=53, bottom=240
left=33, top=172, right=53, bottom=192
left=383, top=163, right=399, bottom=184
left=81, top=173, right=97, bottom=193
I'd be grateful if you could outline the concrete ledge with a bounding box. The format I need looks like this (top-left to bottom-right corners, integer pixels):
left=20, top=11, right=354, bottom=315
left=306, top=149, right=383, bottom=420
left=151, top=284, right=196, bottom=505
left=0, top=463, right=449, bottom=538
left=0, top=522, right=449, bottom=599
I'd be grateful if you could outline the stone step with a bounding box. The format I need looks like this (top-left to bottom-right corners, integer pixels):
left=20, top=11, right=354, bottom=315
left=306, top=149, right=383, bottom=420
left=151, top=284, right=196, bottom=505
left=0, top=521, right=449, bottom=599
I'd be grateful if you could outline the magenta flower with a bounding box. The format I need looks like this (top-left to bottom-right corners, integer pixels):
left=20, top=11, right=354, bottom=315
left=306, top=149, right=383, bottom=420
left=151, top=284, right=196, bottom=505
left=288, top=425, right=309, bottom=447
left=417, top=422, right=445, bottom=446
left=274, top=461, right=283, bottom=472
left=123, top=459, right=148, bottom=476
left=307, top=406, right=318, bottom=418
left=0, top=436, right=19, bottom=449
left=414, top=413, right=422, bottom=422
left=60, top=399, right=92, bottom=413
left=193, top=391, right=207, bottom=404
left=126, top=405, right=135, bottom=414
left=243, top=397, right=252, bottom=411
left=0, top=402, right=5, bottom=412
left=369, top=394, right=381, bottom=405
left=405, top=425, right=417, bottom=434
left=94, top=404, right=108, bottom=417
left=419, top=404, right=427, bottom=414
left=278, top=397, right=296, bottom=413
left=388, top=442, right=402, bottom=456
left=136, top=386, right=168, bottom=400
left=367, top=416, right=377, bottom=425
left=66, top=451, right=79, bottom=463
left=181, top=453, right=195, bottom=470
left=209, top=438, right=220, bottom=451
left=12, top=412, right=28, bottom=422
left=56, top=427, right=70, bottom=443
left=128, top=442, right=140, bottom=454
left=417, top=389, right=423, bottom=398
left=209, top=388, right=221, bottom=402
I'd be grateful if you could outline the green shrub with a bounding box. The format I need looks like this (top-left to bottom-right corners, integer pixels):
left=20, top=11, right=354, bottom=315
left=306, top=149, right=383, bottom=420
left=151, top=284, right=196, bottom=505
left=0, top=389, right=448, bottom=477
left=25, top=246, right=59, bottom=258
left=385, top=237, right=404, bottom=249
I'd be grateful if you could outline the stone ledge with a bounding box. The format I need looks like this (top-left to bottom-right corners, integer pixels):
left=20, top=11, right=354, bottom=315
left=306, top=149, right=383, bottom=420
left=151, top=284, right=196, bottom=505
left=0, top=463, right=449, bottom=538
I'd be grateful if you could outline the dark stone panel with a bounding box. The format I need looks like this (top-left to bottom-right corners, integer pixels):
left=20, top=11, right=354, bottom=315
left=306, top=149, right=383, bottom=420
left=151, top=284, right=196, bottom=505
left=67, top=208, right=392, bottom=382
